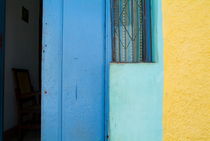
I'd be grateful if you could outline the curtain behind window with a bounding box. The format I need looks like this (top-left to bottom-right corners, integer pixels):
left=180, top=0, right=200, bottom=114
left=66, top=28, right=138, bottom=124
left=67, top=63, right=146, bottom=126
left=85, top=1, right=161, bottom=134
left=112, top=0, right=152, bottom=63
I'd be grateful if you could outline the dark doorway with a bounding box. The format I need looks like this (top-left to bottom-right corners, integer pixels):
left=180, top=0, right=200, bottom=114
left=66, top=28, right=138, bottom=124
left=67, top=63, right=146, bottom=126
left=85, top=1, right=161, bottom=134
left=2, top=0, right=42, bottom=140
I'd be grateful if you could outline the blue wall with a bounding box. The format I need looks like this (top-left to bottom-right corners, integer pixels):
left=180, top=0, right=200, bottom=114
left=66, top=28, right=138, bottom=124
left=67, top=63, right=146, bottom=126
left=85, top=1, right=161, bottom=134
left=0, top=0, right=5, bottom=140
left=109, top=0, right=163, bottom=141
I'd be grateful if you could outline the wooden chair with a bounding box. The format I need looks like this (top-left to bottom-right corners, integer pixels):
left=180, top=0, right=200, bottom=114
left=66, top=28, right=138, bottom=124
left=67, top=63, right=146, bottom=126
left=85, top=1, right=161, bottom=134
left=12, top=68, right=41, bottom=141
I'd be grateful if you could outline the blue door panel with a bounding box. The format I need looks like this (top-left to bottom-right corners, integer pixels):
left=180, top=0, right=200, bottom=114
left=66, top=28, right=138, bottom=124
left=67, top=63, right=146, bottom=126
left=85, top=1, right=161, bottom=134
left=62, top=0, right=105, bottom=141
left=42, top=0, right=63, bottom=140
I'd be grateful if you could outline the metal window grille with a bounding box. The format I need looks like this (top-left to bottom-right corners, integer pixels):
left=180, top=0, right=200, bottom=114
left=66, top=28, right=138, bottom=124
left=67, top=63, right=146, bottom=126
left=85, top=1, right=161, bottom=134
left=112, top=0, right=152, bottom=63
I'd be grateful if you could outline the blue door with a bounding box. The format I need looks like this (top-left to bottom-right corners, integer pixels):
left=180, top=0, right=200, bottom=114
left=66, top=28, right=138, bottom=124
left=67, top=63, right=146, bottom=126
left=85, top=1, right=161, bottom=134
left=62, top=1, right=105, bottom=141
left=42, top=0, right=108, bottom=141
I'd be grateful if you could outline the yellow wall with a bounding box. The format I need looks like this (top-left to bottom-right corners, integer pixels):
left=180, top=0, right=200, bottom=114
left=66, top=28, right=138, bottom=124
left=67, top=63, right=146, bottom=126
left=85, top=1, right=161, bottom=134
left=163, top=0, right=210, bottom=141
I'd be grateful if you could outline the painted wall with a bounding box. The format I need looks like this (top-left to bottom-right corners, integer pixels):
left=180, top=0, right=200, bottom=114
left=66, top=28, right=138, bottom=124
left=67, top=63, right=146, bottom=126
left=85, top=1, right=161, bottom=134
left=4, top=0, right=40, bottom=131
left=109, top=1, right=163, bottom=141
left=163, top=0, right=210, bottom=141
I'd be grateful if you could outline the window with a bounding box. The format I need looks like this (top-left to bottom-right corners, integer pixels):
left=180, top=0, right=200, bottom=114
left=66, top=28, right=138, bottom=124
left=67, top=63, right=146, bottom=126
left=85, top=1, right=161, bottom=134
left=112, top=0, right=152, bottom=63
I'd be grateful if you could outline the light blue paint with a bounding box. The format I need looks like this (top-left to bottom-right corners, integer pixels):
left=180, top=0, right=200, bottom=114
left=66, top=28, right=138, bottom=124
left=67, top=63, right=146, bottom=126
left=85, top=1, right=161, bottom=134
left=42, top=0, right=63, bottom=140
left=109, top=0, right=163, bottom=141
left=0, top=0, right=5, bottom=140
left=61, top=1, right=106, bottom=141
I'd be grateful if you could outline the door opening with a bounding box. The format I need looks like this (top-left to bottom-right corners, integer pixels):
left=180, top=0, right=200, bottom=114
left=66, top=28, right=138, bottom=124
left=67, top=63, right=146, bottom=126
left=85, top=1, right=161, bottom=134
left=2, top=0, right=43, bottom=140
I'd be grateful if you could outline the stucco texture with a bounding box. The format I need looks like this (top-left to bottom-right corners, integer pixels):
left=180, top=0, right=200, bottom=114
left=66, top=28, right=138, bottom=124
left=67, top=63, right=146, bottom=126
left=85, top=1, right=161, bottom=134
left=163, top=0, right=210, bottom=141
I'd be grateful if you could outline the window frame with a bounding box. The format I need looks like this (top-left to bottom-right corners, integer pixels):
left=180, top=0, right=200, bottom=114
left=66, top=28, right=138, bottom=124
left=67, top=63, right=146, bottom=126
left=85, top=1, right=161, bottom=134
left=111, top=0, right=153, bottom=63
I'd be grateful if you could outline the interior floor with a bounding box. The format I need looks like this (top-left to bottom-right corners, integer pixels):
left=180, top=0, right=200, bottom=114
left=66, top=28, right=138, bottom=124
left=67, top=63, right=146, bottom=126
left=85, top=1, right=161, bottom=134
left=5, top=131, right=40, bottom=141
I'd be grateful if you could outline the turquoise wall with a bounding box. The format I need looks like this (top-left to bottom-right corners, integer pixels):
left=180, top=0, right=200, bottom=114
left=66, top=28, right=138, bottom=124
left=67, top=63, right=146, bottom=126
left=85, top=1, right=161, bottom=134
left=109, top=1, right=163, bottom=141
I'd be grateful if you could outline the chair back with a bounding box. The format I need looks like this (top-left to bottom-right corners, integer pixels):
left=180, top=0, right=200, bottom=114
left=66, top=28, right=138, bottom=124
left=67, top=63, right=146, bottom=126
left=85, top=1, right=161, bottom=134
left=13, top=69, right=33, bottom=95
